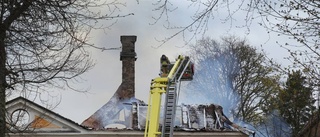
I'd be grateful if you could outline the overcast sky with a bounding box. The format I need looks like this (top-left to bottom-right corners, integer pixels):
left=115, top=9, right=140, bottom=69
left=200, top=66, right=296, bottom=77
left=12, top=1, right=292, bottom=124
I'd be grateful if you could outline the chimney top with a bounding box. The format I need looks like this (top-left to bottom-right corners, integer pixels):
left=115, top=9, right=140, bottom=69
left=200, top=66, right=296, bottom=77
left=120, top=35, right=137, bottom=61
left=120, top=35, right=137, bottom=43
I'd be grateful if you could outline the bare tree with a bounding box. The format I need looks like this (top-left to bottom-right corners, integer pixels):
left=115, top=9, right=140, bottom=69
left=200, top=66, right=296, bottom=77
left=151, top=0, right=219, bottom=46
left=0, top=0, right=132, bottom=136
left=254, top=0, right=320, bottom=95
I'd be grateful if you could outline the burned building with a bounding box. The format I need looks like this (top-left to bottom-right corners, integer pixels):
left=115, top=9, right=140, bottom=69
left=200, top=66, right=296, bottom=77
left=6, top=97, right=248, bottom=137
left=80, top=35, right=251, bottom=136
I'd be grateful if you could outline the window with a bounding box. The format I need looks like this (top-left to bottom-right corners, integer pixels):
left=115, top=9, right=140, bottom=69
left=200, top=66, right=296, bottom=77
left=10, top=109, right=30, bottom=130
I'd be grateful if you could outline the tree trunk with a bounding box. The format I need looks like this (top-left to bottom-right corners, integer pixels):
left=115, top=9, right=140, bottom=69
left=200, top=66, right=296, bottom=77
left=0, top=25, right=7, bottom=137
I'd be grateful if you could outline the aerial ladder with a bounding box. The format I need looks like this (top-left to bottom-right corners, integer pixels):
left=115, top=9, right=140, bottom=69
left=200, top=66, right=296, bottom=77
left=144, top=55, right=194, bottom=137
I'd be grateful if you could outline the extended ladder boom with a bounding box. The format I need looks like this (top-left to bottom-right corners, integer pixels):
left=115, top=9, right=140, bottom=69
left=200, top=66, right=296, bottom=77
left=144, top=55, right=194, bottom=137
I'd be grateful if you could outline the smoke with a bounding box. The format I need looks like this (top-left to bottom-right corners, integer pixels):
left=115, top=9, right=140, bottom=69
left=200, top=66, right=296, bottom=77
left=179, top=50, right=292, bottom=137
left=179, top=53, right=240, bottom=118
left=254, top=110, right=292, bottom=137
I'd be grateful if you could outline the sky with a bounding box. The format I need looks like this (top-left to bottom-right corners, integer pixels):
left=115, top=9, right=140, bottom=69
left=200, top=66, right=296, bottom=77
left=11, top=0, right=292, bottom=124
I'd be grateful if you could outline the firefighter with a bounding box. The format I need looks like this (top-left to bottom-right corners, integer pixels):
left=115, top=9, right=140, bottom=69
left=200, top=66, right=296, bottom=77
left=160, top=54, right=170, bottom=77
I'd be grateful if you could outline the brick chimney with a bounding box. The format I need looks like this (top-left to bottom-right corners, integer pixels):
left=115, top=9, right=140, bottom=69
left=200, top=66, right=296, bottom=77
left=118, top=35, right=137, bottom=99
left=81, top=36, right=138, bottom=129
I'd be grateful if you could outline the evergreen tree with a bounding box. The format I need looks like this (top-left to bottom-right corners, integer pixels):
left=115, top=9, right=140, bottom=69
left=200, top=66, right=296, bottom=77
left=278, top=70, right=315, bottom=136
